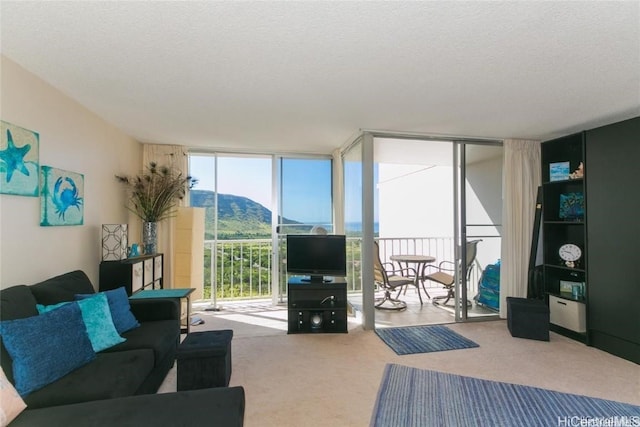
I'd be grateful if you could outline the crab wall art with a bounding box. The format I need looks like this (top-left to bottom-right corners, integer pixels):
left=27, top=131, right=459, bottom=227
left=40, top=166, right=84, bottom=226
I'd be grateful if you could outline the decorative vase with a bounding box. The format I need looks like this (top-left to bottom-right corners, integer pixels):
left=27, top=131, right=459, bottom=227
left=142, top=221, right=158, bottom=255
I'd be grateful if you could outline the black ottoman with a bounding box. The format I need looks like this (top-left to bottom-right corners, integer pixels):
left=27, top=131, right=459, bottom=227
left=507, top=297, right=550, bottom=341
left=177, top=330, right=233, bottom=391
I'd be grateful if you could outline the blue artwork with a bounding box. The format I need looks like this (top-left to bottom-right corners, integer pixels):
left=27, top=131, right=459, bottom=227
left=0, top=121, right=40, bottom=196
left=559, top=192, right=584, bottom=220
left=40, top=166, right=84, bottom=226
left=549, top=161, right=570, bottom=182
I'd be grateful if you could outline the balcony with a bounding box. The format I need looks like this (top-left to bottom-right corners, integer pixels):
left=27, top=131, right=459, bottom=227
left=199, top=237, right=494, bottom=312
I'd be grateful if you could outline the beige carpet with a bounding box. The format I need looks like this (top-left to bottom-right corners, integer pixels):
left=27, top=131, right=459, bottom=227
left=159, top=313, right=640, bottom=427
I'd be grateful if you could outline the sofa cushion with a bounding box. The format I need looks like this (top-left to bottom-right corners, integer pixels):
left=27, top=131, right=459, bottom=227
left=11, top=386, right=246, bottom=427
left=30, top=270, right=95, bottom=305
left=0, top=366, right=26, bottom=427
left=0, top=302, right=96, bottom=397
left=103, top=319, right=179, bottom=368
left=0, top=285, right=38, bottom=321
left=37, top=294, right=125, bottom=352
left=0, top=285, right=39, bottom=385
left=22, top=349, right=154, bottom=409
left=76, top=287, right=140, bottom=334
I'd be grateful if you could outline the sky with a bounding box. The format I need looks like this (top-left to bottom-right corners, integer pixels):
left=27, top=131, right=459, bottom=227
left=189, top=155, right=332, bottom=224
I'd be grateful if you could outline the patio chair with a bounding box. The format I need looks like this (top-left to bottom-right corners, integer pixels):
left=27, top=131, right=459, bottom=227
left=421, top=239, right=482, bottom=307
left=373, top=241, right=416, bottom=310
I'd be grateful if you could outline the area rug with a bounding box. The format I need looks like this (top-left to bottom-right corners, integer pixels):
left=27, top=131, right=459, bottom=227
left=371, top=364, right=640, bottom=427
left=375, top=324, right=479, bottom=355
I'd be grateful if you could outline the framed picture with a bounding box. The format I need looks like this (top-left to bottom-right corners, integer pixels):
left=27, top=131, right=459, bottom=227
left=0, top=121, right=40, bottom=196
left=549, top=161, right=570, bottom=182
left=40, top=166, right=84, bottom=226
left=559, top=192, right=585, bottom=220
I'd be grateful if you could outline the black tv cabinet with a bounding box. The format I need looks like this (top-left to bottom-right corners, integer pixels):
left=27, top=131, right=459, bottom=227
left=287, top=277, right=348, bottom=334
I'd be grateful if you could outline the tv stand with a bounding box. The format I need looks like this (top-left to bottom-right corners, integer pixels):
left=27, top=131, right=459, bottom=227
left=287, top=277, right=347, bottom=334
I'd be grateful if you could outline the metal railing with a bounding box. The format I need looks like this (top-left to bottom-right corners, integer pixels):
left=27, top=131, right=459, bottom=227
left=201, top=236, right=484, bottom=303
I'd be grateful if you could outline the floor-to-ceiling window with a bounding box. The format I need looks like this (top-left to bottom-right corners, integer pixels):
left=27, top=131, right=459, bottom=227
left=189, top=154, right=273, bottom=306
left=276, top=157, right=333, bottom=299
left=189, top=152, right=333, bottom=306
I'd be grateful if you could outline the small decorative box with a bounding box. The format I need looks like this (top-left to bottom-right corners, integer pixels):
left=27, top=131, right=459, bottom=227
left=102, top=224, right=128, bottom=261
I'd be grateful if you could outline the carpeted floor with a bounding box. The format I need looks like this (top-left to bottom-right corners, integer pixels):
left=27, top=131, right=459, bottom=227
left=371, top=364, right=640, bottom=427
left=375, top=324, right=479, bottom=355
left=159, top=318, right=640, bottom=427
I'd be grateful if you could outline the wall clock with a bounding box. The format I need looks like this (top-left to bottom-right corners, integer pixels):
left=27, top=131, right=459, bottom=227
left=559, top=243, right=582, bottom=268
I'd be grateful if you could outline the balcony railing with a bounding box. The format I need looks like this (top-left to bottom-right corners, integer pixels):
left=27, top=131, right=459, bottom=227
left=201, top=237, right=484, bottom=303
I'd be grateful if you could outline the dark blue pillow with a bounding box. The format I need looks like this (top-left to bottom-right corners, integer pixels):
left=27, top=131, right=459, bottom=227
left=76, top=287, right=139, bottom=334
left=0, top=302, right=96, bottom=396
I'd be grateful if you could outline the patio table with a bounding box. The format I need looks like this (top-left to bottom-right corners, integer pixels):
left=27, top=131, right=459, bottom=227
left=389, top=254, right=436, bottom=304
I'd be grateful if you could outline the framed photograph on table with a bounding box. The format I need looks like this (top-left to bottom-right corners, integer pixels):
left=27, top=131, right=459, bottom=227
left=549, top=161, right=570, bottom=182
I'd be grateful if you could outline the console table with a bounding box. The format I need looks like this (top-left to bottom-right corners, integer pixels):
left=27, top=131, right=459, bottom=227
left=287, top=277, right=347, bottom=334
left=130, top=288, right=195, bottom=334
left=100, top=253, right=163, bottom=295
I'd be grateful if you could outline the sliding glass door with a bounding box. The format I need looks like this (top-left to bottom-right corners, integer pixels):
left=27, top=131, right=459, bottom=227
left=189, top=153, right=333, bottom=306
left=344, top=133, right=502, bottom=329
left=454, top=143, right=503, bottom=321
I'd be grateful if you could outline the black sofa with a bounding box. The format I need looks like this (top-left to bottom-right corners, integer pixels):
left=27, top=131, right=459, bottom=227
left=1, top=270, right=245, bottom=426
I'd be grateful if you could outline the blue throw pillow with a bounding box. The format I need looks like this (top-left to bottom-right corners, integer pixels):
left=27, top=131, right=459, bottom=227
left=37, top=293, right=125, bottom=352
left=0, top=302, right=96, bottom=396
left=76, top=287, right=139, bottom=334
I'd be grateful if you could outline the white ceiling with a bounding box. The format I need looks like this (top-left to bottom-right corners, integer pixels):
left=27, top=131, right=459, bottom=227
left=1, top=1, right=639, bottom=155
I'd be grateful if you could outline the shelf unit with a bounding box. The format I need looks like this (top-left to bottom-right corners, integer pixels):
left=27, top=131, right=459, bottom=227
left=99, top=253, right=164, bottom=296
left=541, top=132, right=587, bottom=341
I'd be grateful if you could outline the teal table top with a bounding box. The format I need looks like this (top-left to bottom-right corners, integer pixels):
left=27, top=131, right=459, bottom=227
left=129, top=288, right=195, bottom=299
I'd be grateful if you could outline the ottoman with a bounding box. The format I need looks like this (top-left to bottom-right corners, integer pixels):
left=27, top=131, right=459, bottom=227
left=177, top=330, right=233, bottom=391
left=507, top=297, right=550, bottom=341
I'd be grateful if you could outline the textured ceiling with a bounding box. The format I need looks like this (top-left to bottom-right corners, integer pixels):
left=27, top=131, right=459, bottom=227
left=1, top=1, right=639, bottom=154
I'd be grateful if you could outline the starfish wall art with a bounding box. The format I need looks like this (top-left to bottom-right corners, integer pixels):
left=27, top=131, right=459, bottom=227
left=0, top=121, right=40, bottom=196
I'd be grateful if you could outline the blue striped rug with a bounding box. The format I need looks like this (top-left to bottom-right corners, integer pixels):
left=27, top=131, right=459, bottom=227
left=375, top=324, right=479, bottom=355
left=371, top=364, right=640, bottom=427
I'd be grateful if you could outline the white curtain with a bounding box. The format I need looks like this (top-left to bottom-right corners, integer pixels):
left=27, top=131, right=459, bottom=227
left=500, top=139, right=541, bottom=318
left=142, top=144, right=189, bottom=289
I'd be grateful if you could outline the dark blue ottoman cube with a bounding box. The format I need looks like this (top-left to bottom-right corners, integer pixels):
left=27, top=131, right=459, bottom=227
left=177, top=330, right=233, bottom=391
left=507, top=297, right=550, bottom=341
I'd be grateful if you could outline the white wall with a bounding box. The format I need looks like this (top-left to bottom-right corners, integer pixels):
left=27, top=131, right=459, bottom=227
left=0, top=55, right=141, bottom=288
left=376, top=152, right=503, bottom=268
left=378, top=164, right=454, bottom=238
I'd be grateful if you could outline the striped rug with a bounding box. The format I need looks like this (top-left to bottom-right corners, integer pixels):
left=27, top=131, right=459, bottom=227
left=375, top=324, right=479, bottom=355
left=371, top=364, right=640, bottom=427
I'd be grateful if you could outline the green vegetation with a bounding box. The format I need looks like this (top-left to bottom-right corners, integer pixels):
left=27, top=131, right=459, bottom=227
left=202, top=242, right=273, bottom=300
left=191, top=189, right=364, bottom=300
left=201, top=239, right=363, bottom=300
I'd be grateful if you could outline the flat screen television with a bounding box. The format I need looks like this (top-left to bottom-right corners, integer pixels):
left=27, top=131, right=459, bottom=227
left=286, top=234, right=347, bottom=283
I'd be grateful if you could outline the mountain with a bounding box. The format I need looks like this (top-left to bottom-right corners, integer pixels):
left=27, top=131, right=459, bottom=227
left=190, top=190, right=300, bottom=239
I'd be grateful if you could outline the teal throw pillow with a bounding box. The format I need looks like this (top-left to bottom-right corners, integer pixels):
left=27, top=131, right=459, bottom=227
left=37, top=293, right=125, bottom=352
left=76, top=287, right=139, bottom=334
left=0, top=302, right=96, bottom=396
